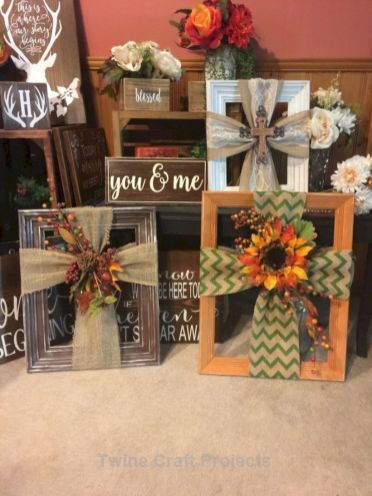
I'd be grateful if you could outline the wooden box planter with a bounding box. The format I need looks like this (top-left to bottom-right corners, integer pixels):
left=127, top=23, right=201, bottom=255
left=188, top=81, right=206, bottom=112
left=121, top=78, right=170, bottom=111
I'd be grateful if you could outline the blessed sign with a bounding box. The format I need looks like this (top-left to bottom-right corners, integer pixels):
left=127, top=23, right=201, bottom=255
left=0, top=82, right=50, bottom=129
left=63, top=127, right=107, bottom=205
left=106, top=158, right=207, bottom=203
left=122, top=78, right=170, bottom=111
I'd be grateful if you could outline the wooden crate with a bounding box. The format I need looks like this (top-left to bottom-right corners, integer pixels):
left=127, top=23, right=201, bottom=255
left=121, top=78, right=170, bottom=111
left=188, top=81, right=206, bottom=112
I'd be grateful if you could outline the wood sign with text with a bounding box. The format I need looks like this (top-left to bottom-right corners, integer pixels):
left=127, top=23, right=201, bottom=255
left=0, top=81, right=50, bottom=129
left=0, top=250, right=24, bottom=364
left=0, top=0, right=86, bottom=124
left=106, top=158, right=207, bottom=203
left=62, top=127, right=107, bottom=205
left=115, top=251, right=224, bottom=343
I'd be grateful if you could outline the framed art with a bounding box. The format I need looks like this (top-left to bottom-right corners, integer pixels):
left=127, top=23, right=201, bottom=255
left=206, top=80, right=310, bottom=192
left=0, top=0, right=86, bottom=124
left=199, top=191, right=354, bottom=382
left=19, top=207, right=160, bottom=372
left=52, top=124, right=87, bottom=207
left=62, top=128, right=107, bottom=206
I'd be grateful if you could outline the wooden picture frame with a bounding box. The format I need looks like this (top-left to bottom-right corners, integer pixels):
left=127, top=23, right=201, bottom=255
left=199, top=192, right=354, bottom=382
left=19, top=207, right=160, bottom=372
left=52, top=124, right=87, bottom=207
left=62, top=127, right=107, bottom=206
left=206, top=80, right=310, bottom=192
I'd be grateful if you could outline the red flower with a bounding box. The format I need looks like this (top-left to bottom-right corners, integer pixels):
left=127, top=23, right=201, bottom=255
left=185, top=3, right=224, bottom=49
left=225, top=4, right=254, bottom=49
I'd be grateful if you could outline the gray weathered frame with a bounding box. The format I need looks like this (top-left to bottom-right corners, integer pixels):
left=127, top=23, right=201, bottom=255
left=19, top=207, right=160, bottom=372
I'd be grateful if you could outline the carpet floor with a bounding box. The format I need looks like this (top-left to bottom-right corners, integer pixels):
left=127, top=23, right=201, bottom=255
left=1, top=339, right=371, bottom=496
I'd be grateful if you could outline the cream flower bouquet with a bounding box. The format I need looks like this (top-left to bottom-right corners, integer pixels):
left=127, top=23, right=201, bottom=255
left=99, top=41, right=182, bottom=99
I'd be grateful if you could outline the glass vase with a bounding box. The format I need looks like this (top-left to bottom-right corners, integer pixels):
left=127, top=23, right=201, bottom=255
left=204, top=44, right=236, bottom=80
left=308, top=148, right=332, bottom=192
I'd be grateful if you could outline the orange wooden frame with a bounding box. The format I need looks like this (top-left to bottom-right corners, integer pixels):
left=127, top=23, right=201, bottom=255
left=199, top=192, right=355, bottom=382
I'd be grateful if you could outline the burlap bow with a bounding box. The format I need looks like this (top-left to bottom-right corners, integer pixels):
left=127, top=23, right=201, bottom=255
left=200, top=192, right=354, bottom=380
left=207, top=79, right=310, bottom=191
left=20, top=207, right=158, bottom=371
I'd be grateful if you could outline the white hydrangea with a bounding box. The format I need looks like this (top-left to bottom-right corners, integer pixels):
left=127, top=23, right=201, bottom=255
left=152, top=49, right=182, bottom=80
left=331, top=106, right=356, bottom=135
left=331, top=155, right=371, bottom=193
left=355, top=185, right=372, bottom=215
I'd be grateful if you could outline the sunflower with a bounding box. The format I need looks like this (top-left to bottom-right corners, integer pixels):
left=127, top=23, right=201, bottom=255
left=238, top=216, right=315, bottom=292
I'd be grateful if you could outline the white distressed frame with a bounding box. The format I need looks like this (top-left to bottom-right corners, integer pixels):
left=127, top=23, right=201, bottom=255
left=206, top=80, right=310, bottom=192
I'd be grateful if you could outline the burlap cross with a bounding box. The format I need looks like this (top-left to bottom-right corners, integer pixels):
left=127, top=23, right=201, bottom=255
left=207, top=79, right=310, bottom=191
left=200, top=192, right=354, bottom=380
left=20, top=207, right=158, bottom=371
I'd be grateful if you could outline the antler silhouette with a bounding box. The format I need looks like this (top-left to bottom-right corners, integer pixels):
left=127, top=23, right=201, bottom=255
left=3, top=85, right=26, bottom=128
left=30, top=86, right=48, bottom=128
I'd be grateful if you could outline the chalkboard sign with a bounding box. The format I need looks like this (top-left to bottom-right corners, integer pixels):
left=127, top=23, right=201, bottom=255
left=0, top=82, right=50, bottom=129
left=106, top=158, right=207, bottom=203
left=0, top=0, right=86, bottom=124
left=63, top=128, right=107, bottom=205
left=0, top=250, right=24, bottom=364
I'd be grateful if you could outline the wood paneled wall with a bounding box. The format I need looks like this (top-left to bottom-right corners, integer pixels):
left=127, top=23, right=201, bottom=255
left=86, top=58, right=372, bottom=157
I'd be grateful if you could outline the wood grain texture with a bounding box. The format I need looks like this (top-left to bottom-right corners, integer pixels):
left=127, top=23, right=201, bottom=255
left=0, top=0, right=86, bottom=124
left=199, top=192, right=354, bottom=382
left=86, top=57, right=372, bottom=158
left=122, top=79, right=170, bottom=111
left=188, top=81, right=206, bottom=112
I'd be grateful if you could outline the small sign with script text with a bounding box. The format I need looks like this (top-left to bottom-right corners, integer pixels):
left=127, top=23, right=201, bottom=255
left=106, top=158, right=207, bottom=203
left=0, top=82, right=50, bottom=129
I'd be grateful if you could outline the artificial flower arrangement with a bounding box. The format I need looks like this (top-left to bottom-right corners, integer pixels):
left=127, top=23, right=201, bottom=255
left=171, top=0, right=255, bottom=79
left=309, top=77, right=357, bottom=149
left=99, top=41, right=182, bottom=99
left=38, top=205, right=124, bottom=316
left=0, top=31, right=8, bottom=66
left=232, top=208, right=332, bottom=359
left=331, top=154, right=372, bottom=214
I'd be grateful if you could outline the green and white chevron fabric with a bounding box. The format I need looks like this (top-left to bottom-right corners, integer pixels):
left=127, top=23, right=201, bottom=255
left=309, top=248, right=354, bottom=299
left=249, top=293, right=300, bottom=379
left=254, top=191, right=306, bottom=223
left=199, top=191, right=354, bottom=381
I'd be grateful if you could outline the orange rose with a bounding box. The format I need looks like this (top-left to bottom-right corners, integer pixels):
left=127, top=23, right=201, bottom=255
left=185, top=3, right=223, bottom=49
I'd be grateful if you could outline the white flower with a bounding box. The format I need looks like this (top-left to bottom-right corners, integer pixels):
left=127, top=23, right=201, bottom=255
left=331, top=155, right=370, bottom=193
left=355, top=185, right=372, bottom=215
left=151, top=49, right=182, bottom=80
left=111, top=42, right=143, bottom=72
left=331, top=106, right=356, bottom=135
left=313, top=85, right=342, bottom=110
left=310, top=107, right=340, bottom=149
left=140, top=41, right=159, bottom=51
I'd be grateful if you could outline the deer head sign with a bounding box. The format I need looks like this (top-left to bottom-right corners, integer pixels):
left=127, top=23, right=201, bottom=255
left=0, top=0, right=81, bottom=118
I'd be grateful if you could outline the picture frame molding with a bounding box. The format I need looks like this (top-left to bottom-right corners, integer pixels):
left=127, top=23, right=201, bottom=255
left=199, top=191, right=354, bottom=382
left=206, top=80, right=311, bottom=192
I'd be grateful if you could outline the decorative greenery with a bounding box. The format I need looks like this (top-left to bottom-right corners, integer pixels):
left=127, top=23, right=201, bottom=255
left=14, top=177, right=50, bottom=209
left=232, top=208, right=332, bottom=356
left=38, top=208, right=124, bottom=316
left=190, top=141, right=207, bottom=159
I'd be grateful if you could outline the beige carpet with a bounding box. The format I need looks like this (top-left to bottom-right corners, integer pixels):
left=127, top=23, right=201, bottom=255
left=1, top=341, right=371, bottom=496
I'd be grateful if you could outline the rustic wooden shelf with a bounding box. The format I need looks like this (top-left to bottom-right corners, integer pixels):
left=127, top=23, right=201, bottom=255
left=0, top=128, right=58, bottom=207
left=112, top=110, right=206, bottom=156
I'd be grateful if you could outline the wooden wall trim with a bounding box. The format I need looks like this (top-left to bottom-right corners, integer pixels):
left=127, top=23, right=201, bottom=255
left=87, top=57, right=372, bottom=73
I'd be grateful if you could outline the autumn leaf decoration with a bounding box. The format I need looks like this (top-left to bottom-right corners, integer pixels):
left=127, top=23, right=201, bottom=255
left=232, top=208, right=331, bottom=353
left=39, top=208, right=124, bottom=316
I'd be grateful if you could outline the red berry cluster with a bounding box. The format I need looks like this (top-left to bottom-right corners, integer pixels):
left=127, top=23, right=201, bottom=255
left=65, top=261, right=80, bottom=284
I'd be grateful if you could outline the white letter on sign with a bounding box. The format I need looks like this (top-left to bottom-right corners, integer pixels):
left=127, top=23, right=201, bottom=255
left=19, top=90, right=32, bottom=118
